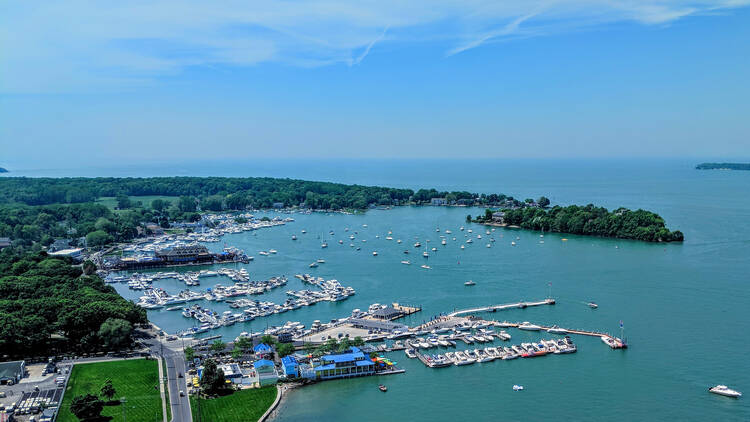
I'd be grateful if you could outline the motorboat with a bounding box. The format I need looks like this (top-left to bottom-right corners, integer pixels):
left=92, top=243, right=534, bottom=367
left=421, top=265, right=431, bottom=269
left=401, top=260, right=410, bottom=265
left=464, top=280, right=476, bottom=286
left=547, top=325, right=568, bottom=334
left=518, top=322, right=542, bottom=331
left=588, top=302, right=598, bottom=309
left=513, top=385, right=524, bottom=391
left=708, top=385, right=742, bottom=398
left=373, top=251, right=378, bottom=256
left=378, top=384, right=388, bottom=392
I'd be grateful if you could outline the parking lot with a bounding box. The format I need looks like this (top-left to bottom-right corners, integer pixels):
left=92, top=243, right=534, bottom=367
left=0, top=363, right=70, bottom=422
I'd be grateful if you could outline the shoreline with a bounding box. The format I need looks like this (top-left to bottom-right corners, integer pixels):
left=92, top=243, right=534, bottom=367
left=264, top=382, right=303, bottom=421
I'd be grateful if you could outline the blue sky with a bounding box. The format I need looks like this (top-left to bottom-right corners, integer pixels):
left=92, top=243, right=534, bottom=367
left=1, top=0, right=749, bottom=168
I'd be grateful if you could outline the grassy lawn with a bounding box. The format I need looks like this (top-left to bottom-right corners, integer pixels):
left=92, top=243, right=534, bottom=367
left=58, top=359, right=165, bottom=422
left=96, top=195, right=177, bottom=210
left=161, top=358, right=171, bottom=421
left=190, top=387, right=278, bottom=422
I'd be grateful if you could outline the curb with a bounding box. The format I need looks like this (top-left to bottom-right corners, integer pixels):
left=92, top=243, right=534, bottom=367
left=258, top=385, right=283, bottom=422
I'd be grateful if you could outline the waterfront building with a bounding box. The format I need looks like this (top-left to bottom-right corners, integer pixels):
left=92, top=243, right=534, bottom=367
left=220, top=363, right=243, bottom=380
left=0, top=360, right=25, bottom=385
left=349, top=318, right=408, bottom=333
left=430, top=198, right=448, bottom=206
left=252, top=359, right=279, bottom=386
left=281, top=356, right=299, bottom=377
left=155, top=244, right=211, bottom=263
left=313, top=347, right=375, bottom=380
left=48, top=248, right=84, bottom=262
left=371, top=305, right=403, bottom=320
left=253, top=343, right=273, bottom=358
left=0, top=237, right=9, bottom=249
left=492, top=211, right=505, bottom=223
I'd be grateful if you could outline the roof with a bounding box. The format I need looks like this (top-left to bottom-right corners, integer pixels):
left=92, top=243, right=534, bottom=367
left=48, top=248, right=83, bottom=256
left=281, top=356, right=298, bottom=366
left=253, top=359, right=275, bottom=368
left=320, top=347, right=365, bottom=363
left=372, top=306, right=401, bottom=318
left=254, top=343, right=272, bottom=353
left=0, top=361, right=24, bottom=379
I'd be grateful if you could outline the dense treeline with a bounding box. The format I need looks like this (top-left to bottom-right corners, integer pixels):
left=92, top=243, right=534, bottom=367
left=0, top=177, right=415, bottom=209
left=0, top=253, right=147, bottom=357
left=475, top=205, right=683, bottom=242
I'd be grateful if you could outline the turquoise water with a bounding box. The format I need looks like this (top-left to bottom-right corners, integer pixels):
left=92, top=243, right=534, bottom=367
left=24, top=159, right=750, bottom=420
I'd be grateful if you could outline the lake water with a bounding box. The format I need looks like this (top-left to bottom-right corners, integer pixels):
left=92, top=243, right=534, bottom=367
left=15, top=159, right=750, bottom=421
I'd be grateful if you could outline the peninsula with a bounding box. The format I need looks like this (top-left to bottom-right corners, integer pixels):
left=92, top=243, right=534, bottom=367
left=0, top=167, right=8, bottom=173
left=695, top=162, right=750, bottom=170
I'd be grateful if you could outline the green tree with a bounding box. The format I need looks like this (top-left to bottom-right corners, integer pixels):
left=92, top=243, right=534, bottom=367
left=276, top=343, right=295, bottom=357
left=466, top=214, right=472, bottom=223
left=151, top=199, right=169, bottom=212
left=82, top=260, right=97, bottom=276
left=537, top=196, right=550, bottom=208
left=231, top=346, right=242, bottom=359
left=100, top=379, right=116, bottom=402
left=85, top=230, right=113, bottom=247
left=210, top=339, right=226, bottom=354
left=352, top=336, right=365, bottom=347
left=235, top=337, right=253, bottom=352
left=199, top=359, right=226, bottom=395
left=116, top=194, right=132, bottom=209
left=184, top=346, right=196, bottom=361
left=260, top=334, right=276, bottom=346
left=70, top=394, right=104, bottom=421
left=97, top=318, right=133, bottom=350
left=178, top=196, right=197, bottom=212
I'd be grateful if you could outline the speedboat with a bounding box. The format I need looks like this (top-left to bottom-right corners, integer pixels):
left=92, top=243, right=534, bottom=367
left=518, top=322, right=542, bottom=331
left=708, top=385, right=742, bottom=398
left=378, top=384, right=388, bottom=392
left=373, top=251, right=378, bottom=256
left=464, top=280, right=476, bottom=286
left=401, top=260, right=410, bottom=265
left=547, top=325, right=568, bottom=335
left=421, top=265, right=431, bottom=269
left=588, top=302, right=598, bottom=309
left=513, top=385, right=524, bottom=391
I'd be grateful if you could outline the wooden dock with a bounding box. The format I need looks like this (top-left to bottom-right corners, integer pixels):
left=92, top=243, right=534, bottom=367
left=390, top=303, right=422, bottom=320
left=448, top=298, right=555, bottom=317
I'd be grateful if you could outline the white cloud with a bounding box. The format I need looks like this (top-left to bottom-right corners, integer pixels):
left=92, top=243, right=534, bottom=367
left=1, top=0, right=748, bottom=93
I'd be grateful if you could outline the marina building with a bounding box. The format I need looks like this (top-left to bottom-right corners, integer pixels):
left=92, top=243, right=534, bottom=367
left=253, top=343, right=273, bottom=358
left=251, top=360, right=279, bottom=386
left=313, top=347, right=375, bottom=380
left=48, top=248, right=84, bottom=262
left=155, top=244, right=212, bottom=263
left=0, top=360, right=25, bottom=385
left=281, top=356, right=299, bottom=377
left=430, top=198, right=448, bottom=206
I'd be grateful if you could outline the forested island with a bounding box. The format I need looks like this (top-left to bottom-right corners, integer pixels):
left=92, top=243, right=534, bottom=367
left=695, top=162, right=750, bottom=170
left=473, top=205, right=683, bottom=242
left=0, top=167, right=8, bottom=173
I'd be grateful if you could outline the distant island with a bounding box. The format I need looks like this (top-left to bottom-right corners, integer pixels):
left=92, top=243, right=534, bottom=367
left=0, top=167, right=8, bottom=173
left=473, top=205, right=683, bottom=243
left=695, top=163, right=750, bottom=171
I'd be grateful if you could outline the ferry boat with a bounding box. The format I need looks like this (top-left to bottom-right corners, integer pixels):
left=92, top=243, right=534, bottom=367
left=708, top=385, right=742, bottom=398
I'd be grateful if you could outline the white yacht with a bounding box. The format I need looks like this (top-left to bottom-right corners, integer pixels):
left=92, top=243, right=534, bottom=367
left=547, top=325, right=568, bottom=334
left=372, top=251, right=378, bottom=256
left=464, top=280, right=476, bottom=286
left=518, top=322, right=542, bottom=331
left=401, top=260, right=411, bottom=265
left=709, top=385, right=742, bottom=398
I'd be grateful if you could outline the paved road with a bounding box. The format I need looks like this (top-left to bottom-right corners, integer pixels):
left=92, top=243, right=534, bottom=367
left=163, top=348, right=191, bottom=422
left=143, top=335, right=192, bottom=422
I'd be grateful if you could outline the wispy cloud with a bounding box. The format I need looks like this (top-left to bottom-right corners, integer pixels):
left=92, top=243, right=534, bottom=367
left=1, top=0, right=748, bottom=93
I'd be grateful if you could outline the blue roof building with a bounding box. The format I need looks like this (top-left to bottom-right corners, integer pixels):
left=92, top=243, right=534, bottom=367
left=313, top=347, right=375, bottom=380
left=254, top=343, right=273, bottom=354
left=281, top=356, right=299, bottom=377
left=251, top=359, right=278, bottom=387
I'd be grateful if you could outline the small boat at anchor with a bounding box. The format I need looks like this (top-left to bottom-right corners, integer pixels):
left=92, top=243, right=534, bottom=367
left=708, top=385, right=742, bottom=398
left=464, top=280, right=476, bottom=286
left=379, top=384, right=388, bottom=392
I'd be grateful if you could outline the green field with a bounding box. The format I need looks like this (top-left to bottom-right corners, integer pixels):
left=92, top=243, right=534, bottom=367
left=96, top=195, right=177, bottom=210
left=58, top=359, right=165, bottom=422
left=190, top=387, right=278, bottom=422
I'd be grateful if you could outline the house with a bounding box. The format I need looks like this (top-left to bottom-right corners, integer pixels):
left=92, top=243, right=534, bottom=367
left=492, top=212, right=505, bottom=223
left=47, top=248, right=84, bottom=262
left=219, top=363, right=243, bottom=380
left=0, top=237, right=10, bottom=249
left=252, top=359, right=278, bottom=386
left=313, top=347, right=375, bottom=380
left=281, top=356, right=299, bottom=377
left=430, top=198, right=447, bottom=206
left=0, top=361, right=25, bottom=385
left=272, top=202, right=285, bottom=209
left=371, top=305, right=403, bottom=321
left=253, top=343, right=273, bottom=357
left=48, top=238, right=72, bottom=252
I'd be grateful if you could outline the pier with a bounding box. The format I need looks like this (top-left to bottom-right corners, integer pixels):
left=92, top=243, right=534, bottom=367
left=448, top=298, right=555, bottom=317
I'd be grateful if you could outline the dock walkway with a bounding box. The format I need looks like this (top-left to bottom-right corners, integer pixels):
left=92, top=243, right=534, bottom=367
left=448, top=298, right=555, bottom=317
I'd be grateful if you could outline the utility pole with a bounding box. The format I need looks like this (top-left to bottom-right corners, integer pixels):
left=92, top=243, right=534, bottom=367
left=121, top=397, right=127, bottom=422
